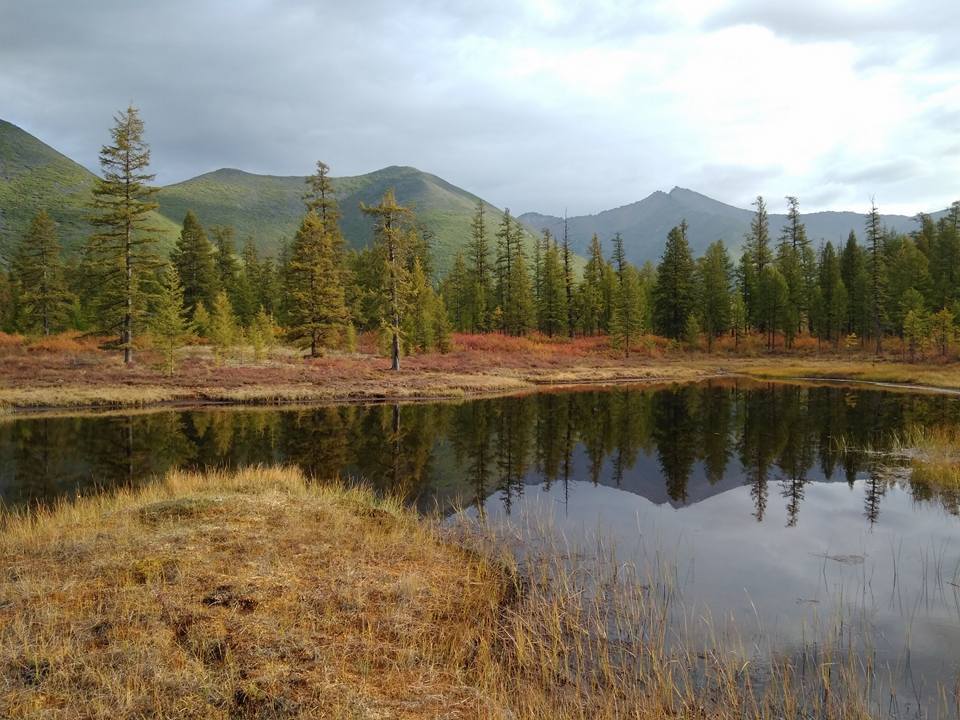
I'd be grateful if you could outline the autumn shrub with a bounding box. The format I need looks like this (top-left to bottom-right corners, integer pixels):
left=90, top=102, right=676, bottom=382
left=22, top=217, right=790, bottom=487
left=25, top=331, right=96, bottom=354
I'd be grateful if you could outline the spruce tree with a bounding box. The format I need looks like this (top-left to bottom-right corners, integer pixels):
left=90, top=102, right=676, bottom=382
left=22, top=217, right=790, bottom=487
left=817, top=242, right=847, bottom=346
left=865, top=200, right=887, bottom=352
left=286, top=211, right=350, bottom=357
left=577, top=233, right=607, bottom=335
left=362, top=189, right=414, bottom=370
left=211, top=225, right=243, bottom=314
left=466, top=201, right=492, bottom=332
left=442, top=251, right=470, bottom=331
left=494, top=209, right=515, bottom=330
left=538, top=232, right=567, bottom=337
left=10, top=210, right=70, bottom=335
left=610, top=255, right=643, bottom=357
left=85, top=105, right=161, bottom=363
left=747, top=196, right=772, bottom=276
left=172, top=210, right=219, bottom=318
left=561, top=214, right=575, bottom=338
left=505, top=219, right=535, bottom=336
left=652, top=222, right=696, bottom=339
left=758, top=266, right=790, bottom=349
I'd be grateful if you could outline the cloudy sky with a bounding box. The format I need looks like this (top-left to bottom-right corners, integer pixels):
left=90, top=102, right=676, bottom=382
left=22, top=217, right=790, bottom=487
left=2, top=0, right=957, bottom=215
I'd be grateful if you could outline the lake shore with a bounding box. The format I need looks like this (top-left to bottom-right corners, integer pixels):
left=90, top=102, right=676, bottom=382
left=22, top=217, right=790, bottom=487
left=0, top=465, right=876, bottom=719
left=2, top=333, right=959, bottom=415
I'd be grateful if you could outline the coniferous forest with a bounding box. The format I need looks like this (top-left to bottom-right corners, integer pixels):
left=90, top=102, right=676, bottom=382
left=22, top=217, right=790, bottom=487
left=3, top=107, right=959, bottom=368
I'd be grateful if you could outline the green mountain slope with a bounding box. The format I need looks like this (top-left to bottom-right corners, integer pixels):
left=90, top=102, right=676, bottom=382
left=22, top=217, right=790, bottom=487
left=0, top=119, right=180, bottom=255
left=0, top=119, right=560, bottom=277
left=156, top=165, right=508, bottom=276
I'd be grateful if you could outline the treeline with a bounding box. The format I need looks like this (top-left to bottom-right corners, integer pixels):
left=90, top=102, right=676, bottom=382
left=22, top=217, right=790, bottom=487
left=2, top=105, right=959, bottom=365
left=0, top=107, right=451, bottom=370
left=441, top=195, right=960, bottom=357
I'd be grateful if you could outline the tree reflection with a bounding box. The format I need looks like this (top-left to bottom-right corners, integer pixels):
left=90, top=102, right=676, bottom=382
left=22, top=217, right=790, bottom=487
left=4, top=381, right=960, bottom=523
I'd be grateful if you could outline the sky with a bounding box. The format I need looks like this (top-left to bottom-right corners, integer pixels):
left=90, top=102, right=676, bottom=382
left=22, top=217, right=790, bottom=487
left=1, top=0, right=958, bottom=216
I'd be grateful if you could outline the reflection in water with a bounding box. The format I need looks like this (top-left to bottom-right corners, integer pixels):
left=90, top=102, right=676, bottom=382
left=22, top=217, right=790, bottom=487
left=3, top=380, right=960, bottom=521
left=2, top=379, right=960, bottom=717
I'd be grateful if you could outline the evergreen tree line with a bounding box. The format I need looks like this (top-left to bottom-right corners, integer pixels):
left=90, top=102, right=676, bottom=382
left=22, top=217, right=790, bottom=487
left=442, top=194, right=960, bottom=356
left=0, top=107, right=451, bottom=370
left=2, top=107, right=958, bottom=362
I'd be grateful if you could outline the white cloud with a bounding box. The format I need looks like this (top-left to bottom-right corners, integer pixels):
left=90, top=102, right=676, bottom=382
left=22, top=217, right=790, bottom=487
left=0, top=0, right=957, bottom=215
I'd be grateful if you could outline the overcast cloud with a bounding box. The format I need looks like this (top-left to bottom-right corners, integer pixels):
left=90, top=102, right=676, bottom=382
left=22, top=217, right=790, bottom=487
left=1, top=0, right=957, bottom=215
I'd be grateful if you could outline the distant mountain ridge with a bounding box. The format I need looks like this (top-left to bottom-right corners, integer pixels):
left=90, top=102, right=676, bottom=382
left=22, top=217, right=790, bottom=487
left=1, top=118, right=948, bottom=275
left=520, top=187, right=949, bottom=265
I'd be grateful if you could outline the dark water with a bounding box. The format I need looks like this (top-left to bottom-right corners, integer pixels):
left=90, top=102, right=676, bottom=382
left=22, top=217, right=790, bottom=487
left=2, top=380, right=959, bottom=716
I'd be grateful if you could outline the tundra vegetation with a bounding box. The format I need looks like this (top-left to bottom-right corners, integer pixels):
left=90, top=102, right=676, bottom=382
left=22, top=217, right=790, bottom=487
left=2, top=107, right=959, bottom=373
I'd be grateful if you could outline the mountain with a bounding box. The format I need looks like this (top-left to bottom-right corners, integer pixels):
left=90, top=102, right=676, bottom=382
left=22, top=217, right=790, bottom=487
left=0, top=120, right=517, bottom=276
left=520, top=187, right=946, bottom=265
left=0, top=119, right=180, bottom=254
left=156, top=165, right=506, bottom=275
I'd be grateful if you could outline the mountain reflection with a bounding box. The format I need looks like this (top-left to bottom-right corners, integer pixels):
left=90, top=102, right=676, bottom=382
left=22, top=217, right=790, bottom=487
left=2, top=380, right=959, bottom=523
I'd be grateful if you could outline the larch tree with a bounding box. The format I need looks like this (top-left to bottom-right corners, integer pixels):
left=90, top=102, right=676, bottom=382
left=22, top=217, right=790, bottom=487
left=303, top=161, right=345, bottom=262
left=362, top=189, right=414, bottom=370
left=286, top=211, right=350, bottom=357
left=84, top=105, right=161, bottom=364
left=10, top=210, right=71, bottom=335
left=494, top=208, right=515, bottom=329
left=697, top=240, right=733, bottom=350
left=172, top=210, right=219, bottom=318
left=577, top=233, right=607, bottom=336
left=150, top=266, right=189, bottom=375
left=538, top=231, right=567, bottom=337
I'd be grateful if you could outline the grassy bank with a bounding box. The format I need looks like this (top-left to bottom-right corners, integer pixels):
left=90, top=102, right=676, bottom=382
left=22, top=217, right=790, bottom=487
left=894, top=426, right=960, bottom=492
left=0, top=466, right=877, bottom=719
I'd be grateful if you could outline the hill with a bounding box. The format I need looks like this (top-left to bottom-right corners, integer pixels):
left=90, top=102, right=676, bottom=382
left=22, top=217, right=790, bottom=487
left=156, top=165, right=507, bottom=275
left=0, top=120, right=531, bottom=276
left=520, top=187, right=945, bottom=265
left=0, top=119, right=180, bottom=255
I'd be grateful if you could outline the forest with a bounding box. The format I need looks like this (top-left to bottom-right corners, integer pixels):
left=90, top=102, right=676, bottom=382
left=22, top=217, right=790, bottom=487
left=2, top=106, right=959, bottom=369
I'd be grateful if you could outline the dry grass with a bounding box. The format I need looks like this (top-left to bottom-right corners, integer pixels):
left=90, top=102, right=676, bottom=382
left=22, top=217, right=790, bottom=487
left=0, top=466, right=879, bottom=719
left=893, top=426, right=960, bottom=491
left=736, top=358, right=960, bottom=392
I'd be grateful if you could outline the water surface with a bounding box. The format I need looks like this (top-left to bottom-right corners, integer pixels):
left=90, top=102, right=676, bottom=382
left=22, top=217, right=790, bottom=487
left=2, top=380, right=959, bottom=717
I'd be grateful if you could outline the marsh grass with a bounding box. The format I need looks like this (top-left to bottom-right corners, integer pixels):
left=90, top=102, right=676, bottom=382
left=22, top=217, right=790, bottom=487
left=0, top=465, right=904, bottom=719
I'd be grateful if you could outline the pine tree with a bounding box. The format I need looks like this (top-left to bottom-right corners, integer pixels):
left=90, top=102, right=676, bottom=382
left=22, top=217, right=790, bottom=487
left=362, top=189, right=414, bottom=370
left=840, top=231, right=868, bottom=340
left=84, top=106, right=161, bottom=363
left=10, top=211, right=71, bottom=335
left=652, top=221, right=697, bottom=339
left=697, top=240, right=733, bottom=350
left=150, top=267, right=189, bottom=375
left=172, top=210, right=219, bottom=318
left=286, top=211, right=350, bottom=357
left=865, top=200, right=887, bottom=352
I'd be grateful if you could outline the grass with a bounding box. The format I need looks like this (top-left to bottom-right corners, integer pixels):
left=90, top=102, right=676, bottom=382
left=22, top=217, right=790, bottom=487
left=0, top=465, right=882, bottom=719
left=893, top=426, right=960, bottom=492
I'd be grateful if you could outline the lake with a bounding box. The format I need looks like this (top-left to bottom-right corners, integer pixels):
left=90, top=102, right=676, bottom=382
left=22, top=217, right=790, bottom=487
left=2, top=379, right=959, bottom=717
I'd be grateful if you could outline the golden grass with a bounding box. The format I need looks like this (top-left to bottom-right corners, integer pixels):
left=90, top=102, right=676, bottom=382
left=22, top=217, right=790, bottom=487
left=739, top=358, right=960, bottom=392
left=893, top=426, right=960, bottom=492
left=1, top=466, right=878, bottom=719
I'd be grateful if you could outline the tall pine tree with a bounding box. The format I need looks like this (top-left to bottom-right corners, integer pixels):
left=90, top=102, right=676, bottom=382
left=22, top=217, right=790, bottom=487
left=172, top=210, right=219, bottom=318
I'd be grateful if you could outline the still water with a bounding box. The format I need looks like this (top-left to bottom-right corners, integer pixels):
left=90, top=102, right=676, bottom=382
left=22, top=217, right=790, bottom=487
left=2, top=379, right=959, bottom=717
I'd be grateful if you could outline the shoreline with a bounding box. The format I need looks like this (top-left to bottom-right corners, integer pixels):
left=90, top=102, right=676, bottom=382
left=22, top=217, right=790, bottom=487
left=3, top=356, right=960, bottom=417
